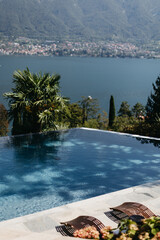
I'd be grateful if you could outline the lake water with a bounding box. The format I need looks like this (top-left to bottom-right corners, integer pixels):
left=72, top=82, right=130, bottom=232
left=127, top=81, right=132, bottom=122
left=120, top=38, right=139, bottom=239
left=0, top=55, right=160, bottom=113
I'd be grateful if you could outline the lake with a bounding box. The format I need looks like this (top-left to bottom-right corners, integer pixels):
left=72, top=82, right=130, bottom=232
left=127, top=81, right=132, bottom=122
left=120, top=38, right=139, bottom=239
left=0, top=55, right=160, bottom=113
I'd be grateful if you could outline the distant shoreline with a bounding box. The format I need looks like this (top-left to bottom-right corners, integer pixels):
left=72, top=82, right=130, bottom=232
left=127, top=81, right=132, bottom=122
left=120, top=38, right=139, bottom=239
left=0, top=53, right=160, bottom=59
left=1, top=39, right=159, bottom=59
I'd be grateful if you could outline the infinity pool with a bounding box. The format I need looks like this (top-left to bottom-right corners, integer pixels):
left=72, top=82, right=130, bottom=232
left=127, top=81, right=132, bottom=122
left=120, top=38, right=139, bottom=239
left=0, top=128, right=160, bottom=221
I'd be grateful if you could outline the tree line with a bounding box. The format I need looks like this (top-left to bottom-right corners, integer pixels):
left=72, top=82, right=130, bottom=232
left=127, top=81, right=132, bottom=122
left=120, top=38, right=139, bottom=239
left=1, top=68, right=160, bottom=138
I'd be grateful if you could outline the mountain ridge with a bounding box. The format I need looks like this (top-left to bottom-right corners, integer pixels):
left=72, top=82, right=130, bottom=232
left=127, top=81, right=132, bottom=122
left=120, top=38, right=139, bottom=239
left=0, top=0, right=160, bottom=43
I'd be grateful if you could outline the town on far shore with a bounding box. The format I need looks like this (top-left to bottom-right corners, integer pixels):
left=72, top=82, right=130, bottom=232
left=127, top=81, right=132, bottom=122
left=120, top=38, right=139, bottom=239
left=1, top=37, right=160, bottom=58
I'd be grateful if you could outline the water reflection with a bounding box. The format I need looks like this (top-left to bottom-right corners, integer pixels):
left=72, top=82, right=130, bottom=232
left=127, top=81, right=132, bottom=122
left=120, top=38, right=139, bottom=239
left=1, top=129, right=160, bottom=221
left=4, top=130, right=68, bottom=163
left=136, top=137, right=160, bottom=148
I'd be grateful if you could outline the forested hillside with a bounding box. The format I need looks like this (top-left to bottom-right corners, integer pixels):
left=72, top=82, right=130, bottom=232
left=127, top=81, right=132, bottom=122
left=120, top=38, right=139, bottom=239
left=0, top=0, right=160, bottom=43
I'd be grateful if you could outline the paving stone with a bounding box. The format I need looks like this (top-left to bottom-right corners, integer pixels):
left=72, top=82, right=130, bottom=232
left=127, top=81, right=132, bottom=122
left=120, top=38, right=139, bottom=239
left=1, top=180, right=160, bottom=240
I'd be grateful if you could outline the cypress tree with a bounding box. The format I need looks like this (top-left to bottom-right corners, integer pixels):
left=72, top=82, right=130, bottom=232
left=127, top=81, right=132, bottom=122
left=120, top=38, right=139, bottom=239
left=146, top=76, right=160, bottom=124
left=109, top=95, right=116, bottom=127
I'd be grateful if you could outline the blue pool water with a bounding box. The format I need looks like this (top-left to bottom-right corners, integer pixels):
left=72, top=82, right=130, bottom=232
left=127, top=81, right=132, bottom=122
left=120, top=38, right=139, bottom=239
left=0, top=128, right=160, bottom=221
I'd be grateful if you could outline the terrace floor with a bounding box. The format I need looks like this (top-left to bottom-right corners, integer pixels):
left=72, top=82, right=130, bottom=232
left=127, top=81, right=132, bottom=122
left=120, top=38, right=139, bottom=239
left=1, top=180, right=160, bottom=240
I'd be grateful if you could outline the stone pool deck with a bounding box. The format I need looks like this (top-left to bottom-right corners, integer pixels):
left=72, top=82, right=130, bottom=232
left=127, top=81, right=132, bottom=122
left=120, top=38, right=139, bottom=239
left=1, top=180, right=160, bottom=240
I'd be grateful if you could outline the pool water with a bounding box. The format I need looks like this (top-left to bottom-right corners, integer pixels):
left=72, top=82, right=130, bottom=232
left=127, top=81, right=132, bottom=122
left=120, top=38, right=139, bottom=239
left=0, top=128, right=160, bottom=221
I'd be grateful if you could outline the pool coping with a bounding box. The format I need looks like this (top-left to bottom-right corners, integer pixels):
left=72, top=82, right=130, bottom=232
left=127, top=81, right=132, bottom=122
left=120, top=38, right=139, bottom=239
left=1, top=127, right=160, bottom=141
left=1, top=180, right=160, bottom=240
left=80, top=127, right=160, bottom=141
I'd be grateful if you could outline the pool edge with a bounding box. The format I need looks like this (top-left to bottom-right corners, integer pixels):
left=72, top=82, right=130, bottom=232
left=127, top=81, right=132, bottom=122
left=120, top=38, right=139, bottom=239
left=1, top=180, right=160, bottom=239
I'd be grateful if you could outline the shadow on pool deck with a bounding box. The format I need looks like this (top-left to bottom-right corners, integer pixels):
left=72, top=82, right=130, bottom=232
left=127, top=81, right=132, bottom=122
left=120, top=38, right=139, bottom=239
left=1, top=180, right=160, bottom=240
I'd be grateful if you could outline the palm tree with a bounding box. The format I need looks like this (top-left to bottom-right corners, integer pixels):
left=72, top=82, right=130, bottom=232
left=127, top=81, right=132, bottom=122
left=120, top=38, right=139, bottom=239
left=4, top=68, right=69, bottom=135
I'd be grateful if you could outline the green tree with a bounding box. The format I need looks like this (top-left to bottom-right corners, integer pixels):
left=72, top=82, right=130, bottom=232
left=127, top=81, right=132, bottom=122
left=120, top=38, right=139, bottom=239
left=112, top=115, right=139, bottom=134
left=118, top=101, right=131, bottom=117
left=0, top=104, right=8, bottom=136
left=79, top=96, right=99, bottom=124
left=97, top=111, right=108, bottom=130
left=84, top=119, right=100, bottom=129
left=109, top=95, right=116, bottom=127
left=132, top=102, right=145, bottom=118
left=68, top=103, right=83, bottom=128
left=146, top=76, right=160, bottom=124
left=4, top=68, right=69, bottom=135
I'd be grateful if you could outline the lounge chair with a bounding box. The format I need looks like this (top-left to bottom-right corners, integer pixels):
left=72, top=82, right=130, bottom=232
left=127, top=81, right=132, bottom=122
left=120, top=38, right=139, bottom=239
left=105, top=202, right=155, bottom=223
left=56, top=215, right=105, bottom=236
left=57, top=202, right=156, bottom=236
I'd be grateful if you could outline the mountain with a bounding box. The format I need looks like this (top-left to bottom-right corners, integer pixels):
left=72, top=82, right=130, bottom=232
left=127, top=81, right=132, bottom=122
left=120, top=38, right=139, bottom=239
left=0, top=0, right=160, bottom=43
